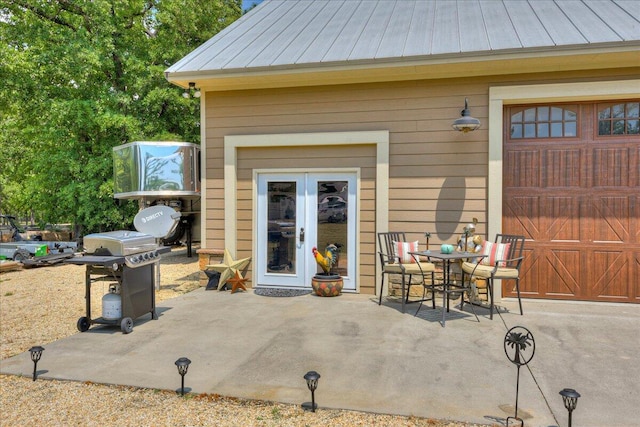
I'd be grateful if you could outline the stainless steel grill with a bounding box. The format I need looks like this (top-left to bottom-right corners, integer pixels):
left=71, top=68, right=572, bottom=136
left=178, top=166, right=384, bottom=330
left=83, top=230, right=162, bottom=268
left=66, top=230, right=170, bottom=334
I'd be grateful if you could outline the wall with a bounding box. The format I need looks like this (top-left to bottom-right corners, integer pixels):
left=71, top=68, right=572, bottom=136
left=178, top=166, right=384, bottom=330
left=202, top=68, right=639, bottom=294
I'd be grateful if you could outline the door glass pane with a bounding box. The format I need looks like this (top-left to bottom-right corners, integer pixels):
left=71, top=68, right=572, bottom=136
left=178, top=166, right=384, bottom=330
left=551, top=122, right=563, bottom=137
left=537, top=123, right=549, bottom=138
left=564, top=121, right=577, bottom=137
left=524, top=123, right=535, bottom=138
left=537, top=106, right=549, bottom=121
left=267, top=182, right=296, bottom=274
left=316, top=181, right=348, bottom=276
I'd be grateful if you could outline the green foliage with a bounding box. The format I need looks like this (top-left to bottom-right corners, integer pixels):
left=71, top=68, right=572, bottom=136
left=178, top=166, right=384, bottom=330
left=0, top=0, right=241, bottom=233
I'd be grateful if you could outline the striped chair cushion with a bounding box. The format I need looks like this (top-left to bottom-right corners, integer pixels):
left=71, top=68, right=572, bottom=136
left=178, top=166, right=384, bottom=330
left=480, top=241, right=511, bottom=267
left=392, top=240, right=419, bottom=264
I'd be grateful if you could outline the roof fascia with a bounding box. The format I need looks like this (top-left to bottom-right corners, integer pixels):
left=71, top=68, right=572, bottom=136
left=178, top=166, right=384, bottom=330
left=166, top=44, right=640, bottom=91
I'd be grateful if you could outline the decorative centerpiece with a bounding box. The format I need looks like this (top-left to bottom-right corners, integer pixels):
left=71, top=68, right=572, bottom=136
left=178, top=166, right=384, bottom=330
left=311, top=244, right=343, bottom=296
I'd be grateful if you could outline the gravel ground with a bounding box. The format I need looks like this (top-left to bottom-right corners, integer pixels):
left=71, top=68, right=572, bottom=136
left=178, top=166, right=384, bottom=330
left=0, top=248, right=492, bottom=426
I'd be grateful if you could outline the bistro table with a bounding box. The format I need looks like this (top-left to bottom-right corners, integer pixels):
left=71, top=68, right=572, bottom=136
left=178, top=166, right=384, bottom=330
left=410, top=250, right=485, bottom=327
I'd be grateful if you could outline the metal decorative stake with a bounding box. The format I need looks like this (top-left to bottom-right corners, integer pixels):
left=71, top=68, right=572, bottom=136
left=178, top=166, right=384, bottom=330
left=559, top=388, right=581, bottom=427
left=302, top=371, right=320, bottom=412
left=175, top=357, right=191, bottom=396
left=28, top=346, right=45, bottom=381
left=504, top=326, right=535, bottom=427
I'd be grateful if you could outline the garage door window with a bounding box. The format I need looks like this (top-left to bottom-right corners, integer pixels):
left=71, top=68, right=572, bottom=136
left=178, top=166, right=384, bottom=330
left=509, top=105, right=578, bottom=139
left=597, top=102, right=640, bottom=136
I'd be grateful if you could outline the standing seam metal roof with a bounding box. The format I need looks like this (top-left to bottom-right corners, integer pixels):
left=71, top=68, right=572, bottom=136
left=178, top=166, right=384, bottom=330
left=166, top=0, right=640, bottom=75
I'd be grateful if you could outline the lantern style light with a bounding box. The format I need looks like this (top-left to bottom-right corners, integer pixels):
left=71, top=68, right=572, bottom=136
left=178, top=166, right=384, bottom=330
left=559, top=388, right=581, bottom=427
left=28, top=346, right=45, bottom=381
left=302, top=370, right=321, bottom=412
left=182, top=82, right=201, bottom=99
left=452, top=98, right=481, bottom=133
left=175, top=357, right=191, bottom=396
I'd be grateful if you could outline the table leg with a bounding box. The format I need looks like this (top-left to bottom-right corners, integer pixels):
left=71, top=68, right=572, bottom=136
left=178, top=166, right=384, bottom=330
left=401, top=271, right=406, bottom=314
left=441, top=260, right=448, bottom=327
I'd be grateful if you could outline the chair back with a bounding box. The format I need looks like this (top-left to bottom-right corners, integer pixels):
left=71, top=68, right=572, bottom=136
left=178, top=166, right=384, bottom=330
left=495, top=234, right=525, bottom=269
left=378, top=232, right=407, bottom=265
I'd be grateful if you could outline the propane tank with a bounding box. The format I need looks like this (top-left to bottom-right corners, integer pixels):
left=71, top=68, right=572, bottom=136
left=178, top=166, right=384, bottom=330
left=102, top=285, right=122, bottom=320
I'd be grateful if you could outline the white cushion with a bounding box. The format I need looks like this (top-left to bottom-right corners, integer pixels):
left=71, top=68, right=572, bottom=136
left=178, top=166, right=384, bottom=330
left=462, top=262, right=519, bottom=279
left=385, top=262, right=435, bottom=274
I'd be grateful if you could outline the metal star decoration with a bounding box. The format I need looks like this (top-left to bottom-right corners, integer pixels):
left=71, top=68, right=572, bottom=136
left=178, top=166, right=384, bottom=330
left=227, top=270, right=249, bottom=294
left=206, top=249, right=251, bottom=290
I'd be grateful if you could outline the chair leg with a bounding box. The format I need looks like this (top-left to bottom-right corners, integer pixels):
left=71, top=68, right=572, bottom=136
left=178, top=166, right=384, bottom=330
left=378, top=274, right=385, bottom=305
left=488, top=278, right=494, bottom=320
left=515, top=278, right=523, bottom=315
left=405, top=274, right=413, bottom=305
left=460, top=271, right=466, bottom=311
left=431, top=272, right=436, bottom=309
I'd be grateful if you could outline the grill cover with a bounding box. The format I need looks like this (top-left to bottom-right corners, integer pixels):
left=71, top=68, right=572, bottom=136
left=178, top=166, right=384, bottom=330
left=83, top=231, right=157, bottom=256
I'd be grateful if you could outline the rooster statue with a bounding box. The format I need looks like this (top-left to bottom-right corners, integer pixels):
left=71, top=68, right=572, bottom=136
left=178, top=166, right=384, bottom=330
left=312, top=244, right=339, bottom=275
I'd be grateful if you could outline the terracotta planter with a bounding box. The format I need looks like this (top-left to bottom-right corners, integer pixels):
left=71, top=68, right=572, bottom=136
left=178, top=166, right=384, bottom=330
left=311, top=274, right=343, bottom=297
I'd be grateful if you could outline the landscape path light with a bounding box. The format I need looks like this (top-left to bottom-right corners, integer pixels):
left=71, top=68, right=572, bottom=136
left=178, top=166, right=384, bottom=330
left=28, top=346, right=45, bottom=381
left=302, top=370, right=320, bottom=412
left=175, top=357, right=191, bottom=396
left=559, top=388, right=580, bottom=427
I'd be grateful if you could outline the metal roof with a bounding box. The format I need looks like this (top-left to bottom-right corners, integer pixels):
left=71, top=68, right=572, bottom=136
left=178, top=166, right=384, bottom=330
left=166, top=0, right=640, bottom=76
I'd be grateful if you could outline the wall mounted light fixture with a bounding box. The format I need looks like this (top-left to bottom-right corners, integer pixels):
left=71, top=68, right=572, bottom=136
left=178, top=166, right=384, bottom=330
left=452, top=98, right=481, bottom=133
left=182, top=82, right=201, bottom=99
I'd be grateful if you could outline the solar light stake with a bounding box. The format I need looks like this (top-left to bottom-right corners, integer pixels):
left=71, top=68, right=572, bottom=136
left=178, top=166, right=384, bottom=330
left=28, top=346, right=44, bottom=381
left=175, top=357, right=191, bottom=396
left=559, top=388, right=580, bottom=427
left=302, top=370, right=320, bottom=412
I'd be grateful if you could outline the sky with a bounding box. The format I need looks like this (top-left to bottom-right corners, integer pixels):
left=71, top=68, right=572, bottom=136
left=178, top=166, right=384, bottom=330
left=242, top=0, right=264, bottom=11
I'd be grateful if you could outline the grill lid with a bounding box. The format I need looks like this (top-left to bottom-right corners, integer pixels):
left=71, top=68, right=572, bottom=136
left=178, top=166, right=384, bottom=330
left=83, top=230, right=157, bottom=256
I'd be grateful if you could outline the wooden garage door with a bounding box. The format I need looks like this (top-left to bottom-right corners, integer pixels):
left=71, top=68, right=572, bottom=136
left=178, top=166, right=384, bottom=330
left=503, top=101, right=640, bottom=303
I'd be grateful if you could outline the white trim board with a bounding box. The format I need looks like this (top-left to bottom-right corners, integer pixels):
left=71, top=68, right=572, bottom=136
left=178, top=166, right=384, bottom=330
left=223, top=131, right=390, bottom=294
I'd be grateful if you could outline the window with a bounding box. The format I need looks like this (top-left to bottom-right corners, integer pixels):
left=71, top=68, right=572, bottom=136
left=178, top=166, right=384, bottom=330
left=597, top=102, right=640, bottom=136
left=509, top=106, right=577, bottom=139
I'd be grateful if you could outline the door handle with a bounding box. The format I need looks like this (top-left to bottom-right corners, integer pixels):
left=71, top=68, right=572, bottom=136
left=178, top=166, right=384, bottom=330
left=299, top=227, right=305, bottom=243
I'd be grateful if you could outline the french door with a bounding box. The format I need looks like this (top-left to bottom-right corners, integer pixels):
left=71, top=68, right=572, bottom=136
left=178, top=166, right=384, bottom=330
left=256, top=172, right=357, bottom=291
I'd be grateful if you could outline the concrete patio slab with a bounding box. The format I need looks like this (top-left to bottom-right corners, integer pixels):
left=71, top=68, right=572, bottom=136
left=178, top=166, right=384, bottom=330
left=1, top=289, right=638, bottom=426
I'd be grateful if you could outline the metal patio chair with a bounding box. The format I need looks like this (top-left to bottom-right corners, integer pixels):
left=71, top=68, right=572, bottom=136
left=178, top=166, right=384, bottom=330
left=377, top=232, right=436, bottom=313
left=460, top=234, right=525, bottom=319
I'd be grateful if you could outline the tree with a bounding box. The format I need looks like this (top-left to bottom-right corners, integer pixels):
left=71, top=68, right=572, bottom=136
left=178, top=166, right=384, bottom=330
left=0, top=0, right=241, bottom=234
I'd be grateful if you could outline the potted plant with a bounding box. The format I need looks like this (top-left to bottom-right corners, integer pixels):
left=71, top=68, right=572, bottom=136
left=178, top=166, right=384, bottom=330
left=311, top=244, right=343, bottom=296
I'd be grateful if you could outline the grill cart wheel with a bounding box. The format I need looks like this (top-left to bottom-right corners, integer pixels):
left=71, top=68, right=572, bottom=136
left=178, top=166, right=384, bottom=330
left=77, top=317, right=90, bottom=332
left=13, top=249, right=31, bottom=263
left=121, top=317, right=133, bottom=334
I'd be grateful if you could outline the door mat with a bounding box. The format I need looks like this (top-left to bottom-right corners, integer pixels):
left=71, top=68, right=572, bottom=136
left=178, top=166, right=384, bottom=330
left=253, top=288, right=311, bottom=297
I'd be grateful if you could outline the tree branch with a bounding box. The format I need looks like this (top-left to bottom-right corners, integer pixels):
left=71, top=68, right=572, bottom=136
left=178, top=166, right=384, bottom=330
left=7, top=1, right=79, bottom=32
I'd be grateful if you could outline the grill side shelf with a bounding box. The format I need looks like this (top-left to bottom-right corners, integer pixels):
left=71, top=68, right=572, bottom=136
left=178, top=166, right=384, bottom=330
left=65, top=255, right=126, bottom=267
